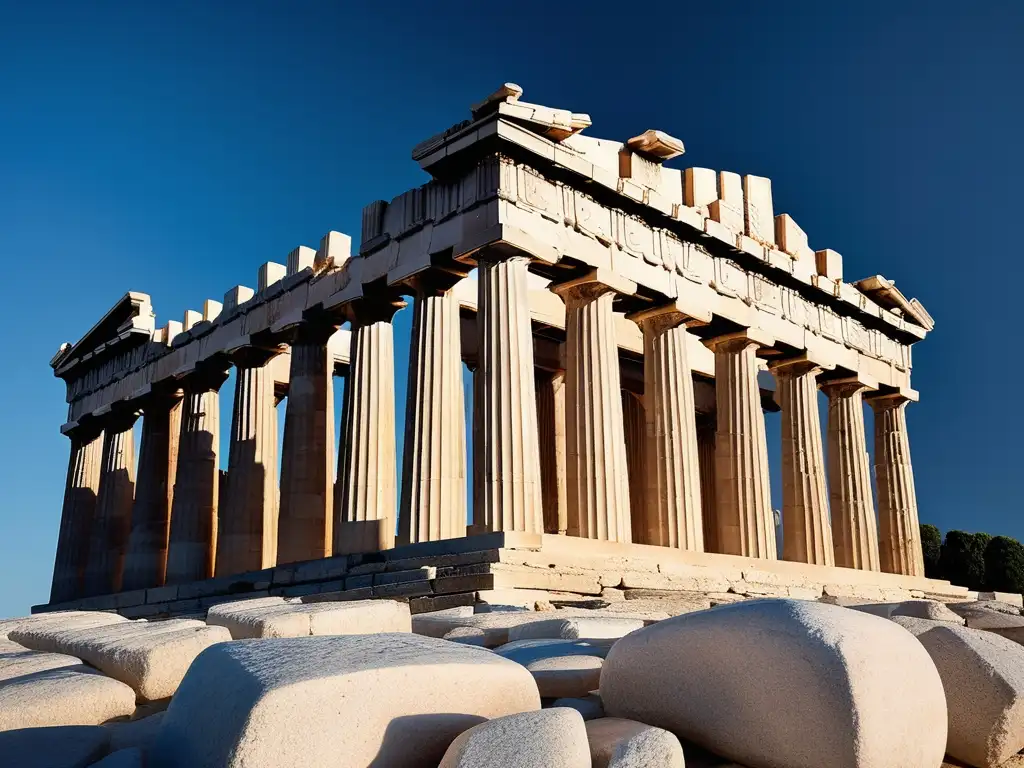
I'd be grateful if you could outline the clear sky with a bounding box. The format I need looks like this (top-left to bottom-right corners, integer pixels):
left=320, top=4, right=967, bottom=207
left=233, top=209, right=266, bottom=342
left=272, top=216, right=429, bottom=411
left=1, top=2, right=1021, bottom=618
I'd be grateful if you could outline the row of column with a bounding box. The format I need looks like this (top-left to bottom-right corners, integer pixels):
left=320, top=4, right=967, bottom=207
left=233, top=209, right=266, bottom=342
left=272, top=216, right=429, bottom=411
left=51, top=251, right=925, bottom=602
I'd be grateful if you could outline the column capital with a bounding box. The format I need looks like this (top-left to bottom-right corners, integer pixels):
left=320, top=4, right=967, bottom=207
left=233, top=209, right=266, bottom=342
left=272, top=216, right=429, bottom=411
left=627, top=299, right=712, bottom=331
left=768, top=352, right=836, bottom=378
left=820, top=373, right=878, bottom=397
left=406, top=267, right=466, bottom=297
left=179, top=364, right=230, bottom=394
left=475, top=247, right=533, bottom=267
left=229, top=345, right=284, bottom=370
left=866, top=387, right=920, bottom=409
left=703, top=327, right=775, bottom=353
left=96, top=404, right=141, bottom=434
left=344, top=296, right=408, bottom=326
left=550, top=268, right=637, bottom=305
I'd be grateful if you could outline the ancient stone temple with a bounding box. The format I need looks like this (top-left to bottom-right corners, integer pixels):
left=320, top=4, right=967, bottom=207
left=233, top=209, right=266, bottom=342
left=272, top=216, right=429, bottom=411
left=39, top=84, right=961, bottom=618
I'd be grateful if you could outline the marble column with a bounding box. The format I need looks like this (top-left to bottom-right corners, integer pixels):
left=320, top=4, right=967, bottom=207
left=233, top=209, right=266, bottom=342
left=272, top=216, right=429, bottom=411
left=217, top=350, right=280, bottom=576
left=705, top=330, right=776, bottom=559
left=122, top=391, right=182, bottom=590
left=536, top=370, right=567, bottom=535
left=697, top=414, right=718, bottom=553
left=83, top=411, right=139, bottom=596
left=771, top=358, right=834, bottom=566
left=822, top=376, right=880, bottom=571
left=869, top=392, right=925, bottom=577
left=399, top=280, right=466, bottom=544
left=278, top=321, right=337, bottom=564
left=165, top=369, right=227, bottom=583
left=477, top=253, right=544, bottom=533
left=335, top=305, right=401, bottom=554
left=552, top=271, right=634, bottom=542
left=632, top=305, right=704, bottom=550
left=50, top=426, right=103, bottom=603
left=621, top=391, right=647, bottom=544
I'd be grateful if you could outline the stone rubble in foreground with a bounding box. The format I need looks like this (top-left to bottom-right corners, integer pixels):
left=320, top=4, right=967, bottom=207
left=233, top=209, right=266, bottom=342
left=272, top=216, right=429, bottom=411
left=4, top=592, right=1024, bottom=767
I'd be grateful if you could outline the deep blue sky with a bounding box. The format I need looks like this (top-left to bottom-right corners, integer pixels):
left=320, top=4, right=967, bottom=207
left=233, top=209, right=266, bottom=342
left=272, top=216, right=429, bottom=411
left=1, top=2, right=1020, bottom=618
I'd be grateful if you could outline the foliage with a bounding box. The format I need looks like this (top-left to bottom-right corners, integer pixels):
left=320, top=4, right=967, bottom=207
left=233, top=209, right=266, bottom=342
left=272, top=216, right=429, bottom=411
left=939, top=530, right=991, bottom=591
left=920, top=524, right=942, bottom=579
left=984, top=536, right=1024, bottom=594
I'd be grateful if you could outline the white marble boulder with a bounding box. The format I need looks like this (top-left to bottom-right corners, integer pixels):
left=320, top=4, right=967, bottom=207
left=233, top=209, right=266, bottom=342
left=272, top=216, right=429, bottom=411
left=0, top=665, right=136, bottom=730
left=0, top=611, right=127, bottom=641
left=600, top=599, right=947, bottom=768
left=586, top=717, right=685, bottom=768
left=0, top=644, right=82, bottom=683
left=507, top=617, right=643, bottom=642
left=946, top=603, right=1024, bottom=644
left=900, top=621, right=1024, bottom=767
left=9, top=618, right=231, bottom=701
left=150, top=633, right=541, bottom=768
left=494, top=639, right=608, bottom=698
left=0, top=724, right=111, bottom=768
left=206, top=597, right=411, bottom=639
left=890, top=600, right=965, bottom=625
left=438, top=708, right=590, bottom=768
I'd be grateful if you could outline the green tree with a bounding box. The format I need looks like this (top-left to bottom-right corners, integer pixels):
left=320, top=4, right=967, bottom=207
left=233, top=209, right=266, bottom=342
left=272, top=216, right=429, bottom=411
left=940, top=530, right=991, bottom=590
left=984, top=536, right=1024, bottom=594
left=920, top=524, right=942, bottom=579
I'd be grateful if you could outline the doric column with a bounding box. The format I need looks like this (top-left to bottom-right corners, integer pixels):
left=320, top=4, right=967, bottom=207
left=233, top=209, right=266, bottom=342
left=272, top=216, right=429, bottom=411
left=165, top=369, right=227, bottom=583
left=477, top=253, right=544, bottom=533
left=696, top=414, right=718, bottom=553
left=536, top=370, right=567, bottom=534
left=399, top=278, right=467, bottom=544
left=630, top=304, right=705, bottom=550
left=50, top=425, right=103, bottom=603
left=335, top=302, right=403, bottom=554
left=822, top=376, right=880, bottom=571
left=83, top=410, right=139, bottom=596
left=122, top=391, right=182, bottom=590
left=622, top=391, right=647, bottom=543
left=217, top=350, right=280, bottom=576
left=278, top=320, right=337, bottom=564
left=552, top=270, right=635, bottom=542
left=704, top=330, right=776, bottom=559
left=868, top=391, right=925, bottom=577
left=770, top=357, right=834, bottom=566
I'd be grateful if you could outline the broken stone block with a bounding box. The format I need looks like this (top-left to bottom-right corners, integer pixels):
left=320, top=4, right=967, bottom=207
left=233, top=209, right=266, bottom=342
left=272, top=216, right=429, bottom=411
left=206, top=597, right=410, bottom=639
left=0, top=666, right=136, bottom=730
left=0, top=725, right=110, bottom=768
left=507, top=617, right=643, bottom=643
left=774, top=214, right=813, bottom=260
left=946, top=603, right=1024, bottom=645
left=105, top=711, right=165, bottom=754
left=586, top=717, right=685, bottom=768
left=0, top=611, right=127, bottom=641
left=815, top=248, right=843, bottom=281
left=890, top=600, right=965, bottom=625
left=0, top=646, right=82, bottom=683
left=907, top=622, right=1024, bottom=767
left=438, top=708, right=590, bottom=768
left=684, top=168, right=718, bottom=212
left=150, top=633, right=541, bottom=768
left=9, top=618, right=231, bottom=701
left=494, top=639, right=608, bottom=698
left=600, top=599, right=946, bottom=768
left=977, top=592, right=1024, bottom=608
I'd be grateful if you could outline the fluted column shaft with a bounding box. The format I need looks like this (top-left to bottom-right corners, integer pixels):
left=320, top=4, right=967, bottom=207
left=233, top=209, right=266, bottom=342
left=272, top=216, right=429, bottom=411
left=622, top=391, right=647, bottom=543
left=772, top=359, right=834, bottom=565
left=399, top=282, right=466, bottom=544
left=553, top=278, right=632, bottom=542
left=336, top=312, right=399, bottom=554
left=635, top=309, right=704, bottom=550
left=823, top=378, right=880, bottom=571
left=50, top=428, right=103, bottom=602
left=217, top=353, right=279, bottom=576
left=536, top=370, right=568, bottom=534
left=869, top=393, right=925, bottom=576
left=478, top=254, right=544, bottom=533
left=278, top=323, right=336, bottom=563
left=697, top=415, right=718, bottom=553
left=122, top=392, right=182, bottom=590
left=83, top=413, right=138, bottom=595
left=707, top=332, right=776, bottom=559
left=166, top=372, right=225, bottom=583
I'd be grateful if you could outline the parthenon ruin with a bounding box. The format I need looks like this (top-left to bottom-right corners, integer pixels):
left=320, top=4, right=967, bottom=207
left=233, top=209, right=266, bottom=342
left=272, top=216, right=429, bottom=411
left=40, top=84, right=952, bottom=616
